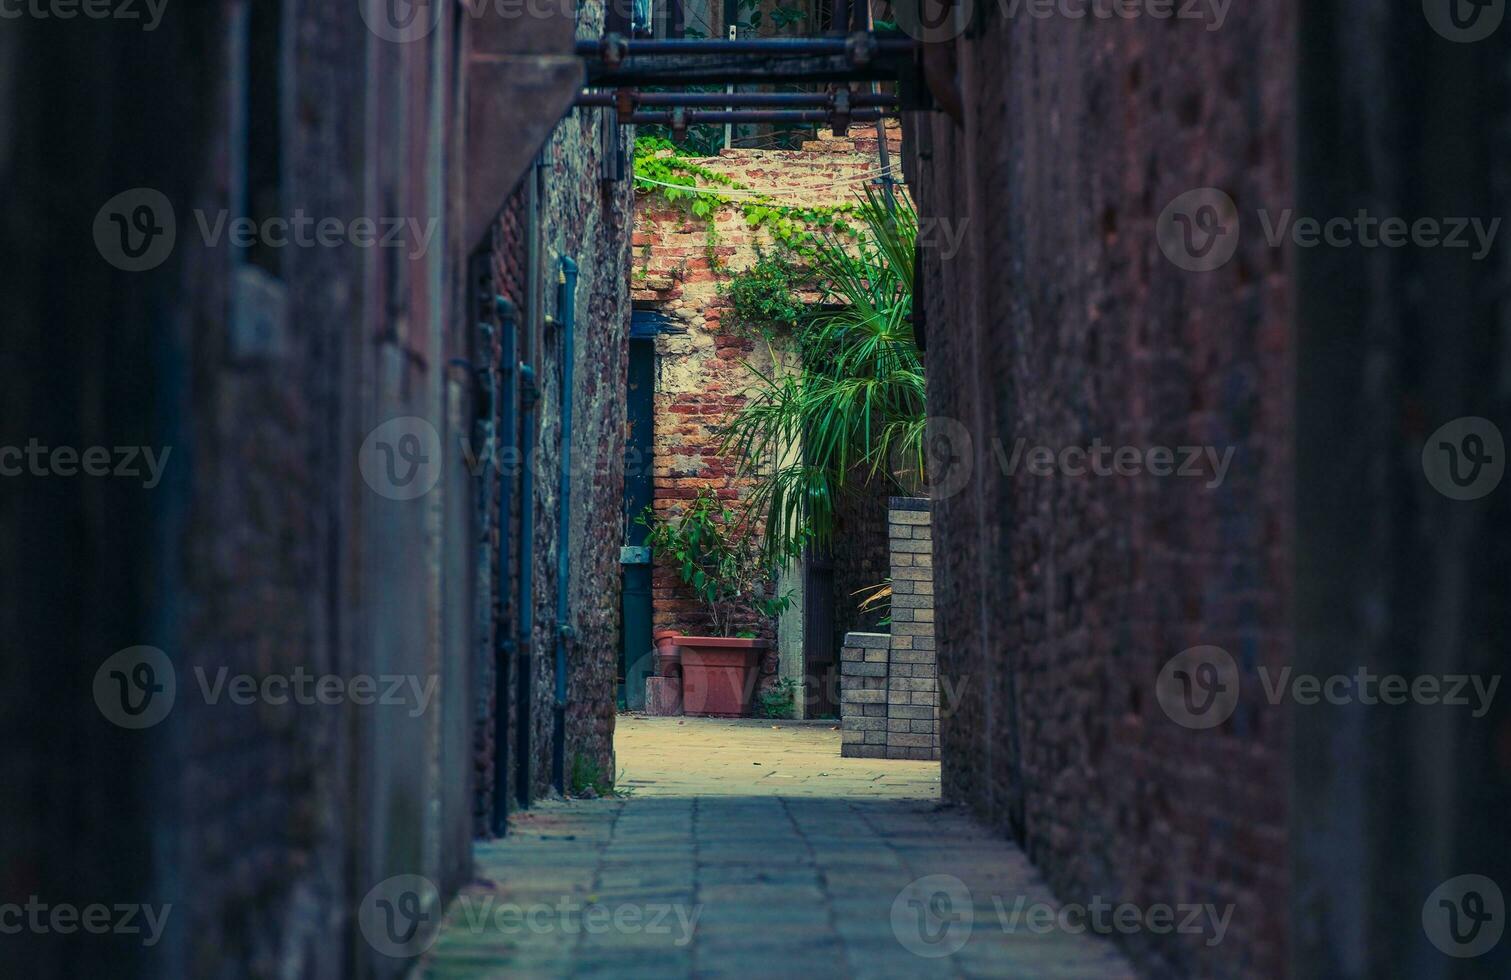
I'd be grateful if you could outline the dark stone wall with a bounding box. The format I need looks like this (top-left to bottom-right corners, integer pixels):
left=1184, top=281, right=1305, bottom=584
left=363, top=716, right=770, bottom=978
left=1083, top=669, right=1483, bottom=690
left=521, top=56, right=634, bottom=801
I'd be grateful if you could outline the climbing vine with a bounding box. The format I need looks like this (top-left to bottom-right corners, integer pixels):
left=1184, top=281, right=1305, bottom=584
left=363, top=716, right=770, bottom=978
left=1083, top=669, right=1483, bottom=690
left=632, top=135, right=860, bottom=255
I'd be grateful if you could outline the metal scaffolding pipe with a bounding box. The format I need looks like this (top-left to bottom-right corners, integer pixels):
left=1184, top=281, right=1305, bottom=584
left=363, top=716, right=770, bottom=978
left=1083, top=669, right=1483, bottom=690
left=587, top=64, right=903, bottom=87
left=575, top=36, right=916, bottom=58
left=575, top=91, right=897, bottom=108
left=625, top=109, right=892, bottom=124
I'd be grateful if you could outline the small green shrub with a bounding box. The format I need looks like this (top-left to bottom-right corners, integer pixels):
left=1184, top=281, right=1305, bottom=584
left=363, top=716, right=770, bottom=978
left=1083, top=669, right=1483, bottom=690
left=754, top=676, right=799, bottom=719
left=568, top=752, right=613, bottom=798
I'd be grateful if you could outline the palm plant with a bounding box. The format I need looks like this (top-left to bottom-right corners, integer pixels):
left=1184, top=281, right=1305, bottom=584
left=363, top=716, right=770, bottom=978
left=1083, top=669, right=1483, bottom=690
left=721, top=185, right=926, bottom=557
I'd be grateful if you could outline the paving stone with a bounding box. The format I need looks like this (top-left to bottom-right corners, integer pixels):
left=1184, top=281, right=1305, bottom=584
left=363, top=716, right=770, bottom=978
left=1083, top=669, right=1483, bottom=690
left=422, top=718, right=1130, bottom=978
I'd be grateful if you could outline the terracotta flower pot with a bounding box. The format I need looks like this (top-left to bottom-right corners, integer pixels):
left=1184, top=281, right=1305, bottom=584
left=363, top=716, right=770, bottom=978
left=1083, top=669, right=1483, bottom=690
left=652, top=630, right=681, bottom=677
left=676, top=636, right=769, bottom=717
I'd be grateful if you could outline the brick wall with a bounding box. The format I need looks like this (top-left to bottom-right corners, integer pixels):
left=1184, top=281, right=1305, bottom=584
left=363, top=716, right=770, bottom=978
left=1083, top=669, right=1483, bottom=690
left=634, top=128, right=902, bottom=691
left=531, top=91, right=635, bottom=800
left=0, top=3, right=610, bottom=977
left=840, top=498, right=938, bottom=759
left=904, top=8, right=1293, bottom=977
left=906, top=4, right=1511, bottom=979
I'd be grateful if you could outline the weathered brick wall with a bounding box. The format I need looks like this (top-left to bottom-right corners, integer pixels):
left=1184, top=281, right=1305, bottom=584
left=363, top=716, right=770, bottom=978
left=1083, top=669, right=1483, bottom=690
left=0, top=3, right=603, bottom=977
left=840, top=632, right=893, bottom=754
left=839, top=498, right=938, bottom=759
left=474, top=183, right=528, bottom=835
left=904, top=8, right=1294, bottom=977
left=634, top=128, right=903, bottom=689
left=885, top=498, right=938, bottom=757
left=531, top=88, right=635, bottom=798
left=471, top=3, right=633, bottom=811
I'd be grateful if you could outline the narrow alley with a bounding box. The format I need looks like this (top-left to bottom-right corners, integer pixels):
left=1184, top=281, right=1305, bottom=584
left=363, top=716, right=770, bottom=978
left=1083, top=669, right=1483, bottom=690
left=6, top=1, right=1510, bottom=979
left=423, top=719, right=1132, bottom=977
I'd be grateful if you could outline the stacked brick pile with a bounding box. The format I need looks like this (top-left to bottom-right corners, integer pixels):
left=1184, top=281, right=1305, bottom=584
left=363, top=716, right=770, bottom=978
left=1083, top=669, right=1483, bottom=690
left=840, top=498, right=938, bottom=759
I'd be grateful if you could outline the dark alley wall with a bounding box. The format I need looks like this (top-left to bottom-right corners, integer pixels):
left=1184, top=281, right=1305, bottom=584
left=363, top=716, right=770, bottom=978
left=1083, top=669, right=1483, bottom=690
left=1291, top=4, right=1511, bottom=977
left=1, top=2, right=621, bottom=977
left=906, top=7, right=1296, bottom=978
left=521, top=100, right=635, bottom=803
left=906, top=4, right=1510, bottom=979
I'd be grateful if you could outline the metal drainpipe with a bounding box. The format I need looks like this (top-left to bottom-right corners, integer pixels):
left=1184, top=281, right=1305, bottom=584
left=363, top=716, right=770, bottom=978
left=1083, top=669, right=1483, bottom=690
left=493, top=294, right=518, bottom=835
left=516, top=157, right=543, bottom=809
left=516, top=360, right=537, bottom=809
left=551, top=257, right=578, bottom=795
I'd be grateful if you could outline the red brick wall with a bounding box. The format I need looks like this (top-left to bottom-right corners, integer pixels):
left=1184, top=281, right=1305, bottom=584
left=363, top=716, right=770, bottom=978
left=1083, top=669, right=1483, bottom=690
left=633, top=128, right=903, bottom=680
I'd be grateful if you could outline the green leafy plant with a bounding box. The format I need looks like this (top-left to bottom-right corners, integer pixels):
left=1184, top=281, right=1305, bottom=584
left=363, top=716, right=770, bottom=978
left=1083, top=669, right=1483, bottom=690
left=638, top=489, right=805, bottom=637
left=725, top=248, right=806, bottom=335
left=568, top=752, right=614, bottom=798
left=754, top=676, right=800, bottom=719
left=721, top=186, right=926, bottom=557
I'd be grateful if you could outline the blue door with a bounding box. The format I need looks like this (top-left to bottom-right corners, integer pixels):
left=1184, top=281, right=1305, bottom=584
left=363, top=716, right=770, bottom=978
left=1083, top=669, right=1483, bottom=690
left=620, top=314, right=661, bottom=708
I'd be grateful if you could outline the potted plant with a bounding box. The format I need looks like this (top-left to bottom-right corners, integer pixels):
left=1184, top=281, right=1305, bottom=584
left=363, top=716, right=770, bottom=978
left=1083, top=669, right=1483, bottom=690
left=639, top=490, right=802, bottom=716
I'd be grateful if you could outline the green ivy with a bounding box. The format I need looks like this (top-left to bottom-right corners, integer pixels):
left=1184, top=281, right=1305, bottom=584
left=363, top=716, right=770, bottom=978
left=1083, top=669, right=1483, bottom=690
left=725, top=249, right=805, bottom=336
left=633, top=135, right=860, bottom=251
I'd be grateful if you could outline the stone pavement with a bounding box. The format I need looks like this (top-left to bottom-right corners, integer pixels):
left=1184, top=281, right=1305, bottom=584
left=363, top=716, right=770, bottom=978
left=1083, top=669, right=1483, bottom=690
left=421, top=717, right=1135, bottom=978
